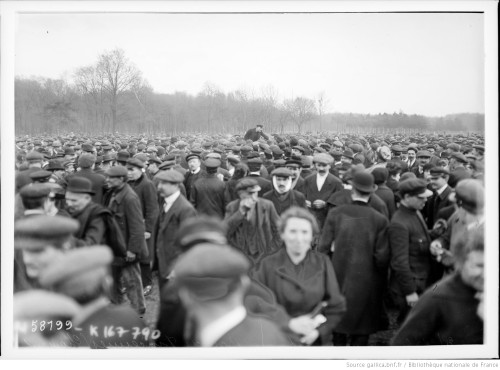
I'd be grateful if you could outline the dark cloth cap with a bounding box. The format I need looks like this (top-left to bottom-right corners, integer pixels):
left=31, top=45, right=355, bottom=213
left=350, top=171, right=377, bottom=193
left=446, top=143, right=461, bottom=152
left=127, top=158, right=145, bottom=169
left=226, top=156, right=240, bottom=166
left=292, top=145, right=305, bottom=153
left=455, top=179, right=484, bottom=210
left=302, top=156, right=313, bottom=168
left=285, top=157, right=303, bottom=168
left=64, top=147, right=75, bottom=156
left=39, top=246, right=113, bottom=296
left=273, top=159, right=286, bottom=168
left=205, top=158, right=221, bottom=169
left=102, top=153, right=115, bottom=163
left=174, top=243, right=250, bottom=301
left=158, top=160, right=176, bottom=170
left=472, top=144, right=485, bottom=151
left=271, top=167, right=293, bottom=178
left=190, top=148, right=204, bottom=155
left=371, top=167, right=389, bottom=185
left=78, top=153, right=96, bottom=168
left=156, top=170, right=184, bottom=183
left=342, top=150, right=354, bottom=159
left=29, top=170, right=52, bottom=182
left=186, top=153, right=201, bottom=163
left=81, top=143, right=94, bottom=152
left=240, top=145, right=253, bottom=153
left=416, top=150, right=432, bottom=158
left=451, top=152, right=468, bottom=163
left=391, top=144, right=404, bottom=153
left=66, top=177, right=95, bottom=195
left=246, top=151, right=260, bottom=159
left=19, top=183, right=52, bottom=199
left=174, top=216, right=228, bottom=252
left=15, top=215, right=79, bottom=250
left=105, top=166, right=128, bottom=177
left=429, top=166, right=450, bottom=176
left=116, top=150, right=131, bottom=162
left=148, top=157, right=162, bottom=165
left=349, top=143, right=363, bottom=153
left=95, top=156, right=103, bottom=165
left=134, top=153, right=149, bottom=163
left=399, top=178, right=433, bottom=197
left=26, top=151, right=44, bottom=161
left=235, top=178, right=261, bottom=192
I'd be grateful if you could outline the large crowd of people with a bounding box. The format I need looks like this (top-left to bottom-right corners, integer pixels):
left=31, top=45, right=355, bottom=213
left=13, top=123, right=486, bottom=348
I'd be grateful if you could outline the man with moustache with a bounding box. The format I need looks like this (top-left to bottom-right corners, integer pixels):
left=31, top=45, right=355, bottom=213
left=183, top=153, right=206, bottom=201
left=262, top=167, right=306, bottom=215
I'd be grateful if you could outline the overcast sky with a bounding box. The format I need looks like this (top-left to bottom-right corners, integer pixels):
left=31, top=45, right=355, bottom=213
left=15, top=12, right=484, bottom=116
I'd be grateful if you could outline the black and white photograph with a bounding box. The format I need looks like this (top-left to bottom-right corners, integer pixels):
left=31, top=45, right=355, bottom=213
left=1, top=0, right=498, bottom=364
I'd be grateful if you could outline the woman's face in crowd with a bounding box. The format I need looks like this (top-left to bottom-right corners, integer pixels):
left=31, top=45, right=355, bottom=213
left=282, top=217, right=313, bottom=263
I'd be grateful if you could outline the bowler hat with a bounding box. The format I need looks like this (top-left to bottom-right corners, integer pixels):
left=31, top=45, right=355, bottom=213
left=350, top=171, right=377, bottom=193
left=66, top=177, right=95, bottom=195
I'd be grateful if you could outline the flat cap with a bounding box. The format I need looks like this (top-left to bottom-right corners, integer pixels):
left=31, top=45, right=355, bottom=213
left=29, top=170, right=52, bottom=182
left=19, top=183, right=52, bottom=199
left=371, top=167, right=389, bottom=185
left=271, top=167, right=293, bottom=178
left=116, top=150, right=131, bottom=162
left=446, top=143, right=460, bottom=152
left=186, top=153, right=201, bottom=163
left=64, top=147, right=75, bottom=156
left=342, top=149, right=355, bottom=159
left=429, top=166, right=450, bottom=176
left=158, top=160, right=176, bottom=170
left=235, top=178, right=261, bottom=193
left=206, top=152, right=222, bottom=160
left=240, top=145, right=252, bottom=153
left=285, top=157, right=303, bottom=167
left=302, top=156, right=313, bottom=168
left=156, top=170, right=185, bottom=183
left=292, top=145, right=305, bottom=153
left=451, top=152, right=468, bottom=163
left=148, top=157, right=162, bottom=165
left=455, top=179, right=484, bottom=210
left=39, top=246, right=113, bottom=297
left=416, top=150, right=432, bottom=158
left=226, top=155, right=240, bottom=166
left=105, top=166, right=128, bottom=177
left=391, top=144, right=404, bottom=153
left=398, top=178, right=433, bottom=198
left=102, top=153, right=115, bottom=163
left=333, top=140, right=343, bottom=148
left=15, top=215, right=79, bottom=250
left=313, top=153, right=334, bottom=165
left=26, top=151, right=44, bottom=161
left=78, top=153, right=96, bottom=169
left=472, top=144, right=485, bottom=151
left=204, top=158, right=221, bottom=169
left=127, top=157, right=145, bottom=169
left=174, top=243, right=251, bottom=301
left=81, top=143, right=94, bottom=152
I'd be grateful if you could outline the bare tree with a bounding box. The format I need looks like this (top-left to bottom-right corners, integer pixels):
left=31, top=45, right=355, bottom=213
left=316, top=91, right=329, bottom=132
left=283, top=97, right=317, bottom=134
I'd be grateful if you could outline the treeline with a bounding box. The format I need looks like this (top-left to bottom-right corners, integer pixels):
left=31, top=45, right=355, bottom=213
left=15, top=48, right=484, bottom=136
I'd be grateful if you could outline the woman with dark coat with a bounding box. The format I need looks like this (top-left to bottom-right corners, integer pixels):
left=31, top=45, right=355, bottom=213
left=253, top=207, right=346, bottom=346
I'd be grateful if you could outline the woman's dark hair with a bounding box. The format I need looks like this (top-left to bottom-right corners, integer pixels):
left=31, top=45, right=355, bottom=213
left=278, top=206, right=319, bottom=236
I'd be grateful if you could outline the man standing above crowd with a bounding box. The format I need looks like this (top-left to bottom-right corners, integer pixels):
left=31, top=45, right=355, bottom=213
left=244, top=124, right=269, bottom=142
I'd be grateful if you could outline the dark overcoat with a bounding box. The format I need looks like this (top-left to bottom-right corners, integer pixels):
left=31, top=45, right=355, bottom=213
left=224, top=198, right=281, bottom=266
left=327, top=189, right=389, bottom=219
left=154, top=194, right=197, bottom=282
left=190, top=173, right=226, bottom=219
left=71, top=202, right=106, bottom=247
left=262, top=189, right=306, bottom=215
left=247, top=174, right=272, bottom=197
left=318, top=202, right=390, bottom=335
left=374, top=184, right=397, bottom=220
left=253, top=248, right=346, bottom=344
left=303, top=173, right=343, bottom=229
left=391, top=273, right=483, bottom=345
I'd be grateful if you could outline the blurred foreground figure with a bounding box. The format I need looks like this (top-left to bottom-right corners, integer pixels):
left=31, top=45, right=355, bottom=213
left=392, top=228, right=484, bottom=345
left=175, top=243, right=290, bottom=346
left=39, top=246, right=149, bottom=348
left=14, top=290, right=80, bottom=347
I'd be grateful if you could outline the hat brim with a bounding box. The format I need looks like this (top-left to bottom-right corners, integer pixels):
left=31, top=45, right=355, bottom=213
left=351, top=182, right=378, bottom=193
left=66, top=188, right=96, bottom=195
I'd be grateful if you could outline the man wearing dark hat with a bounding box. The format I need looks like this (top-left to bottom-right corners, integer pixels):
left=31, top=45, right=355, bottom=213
left=174, top=244, right=289, bottom=346
left=388, top=178, right=433, bottom=323
left=183, top=153, right=206, bottom=201
left=225, top=178, right=281, bottom=267
left=285, top=157, right=305, bottom=194
left=146, top=157, right=162, bottom=181
left=372, top=167, right=396, bottom=219
left=246, top=157, right=272, bottom=197
left=244, top=124, right=269, bottom=142
left=262, top=167, right=306, bottom=215
left=38, top=246, right=150, bottom=348
left=319, top=171, right=390, bottom=346
left=30, top=170, right=52, bottom=184
left=189, top=158, right=227, bottom=219
left=390, top=145, right=409, bottom=174
left=103, top=166, right=147, bottom=315
left=69, top=153, right=106, bottom=205
left=115, top=150, right=131, bottom=166
left=126, top=158, right=159, bottom=296
left=15, top=151, right=45, bottom=192
left=303, top=153, right=343, bottom=230
left=45, top=159, right=68, bottom=188
left=412, top=151, right=432, bottom=179
left=14, top=215, right=79, bottom=292
left=424, top=167, right=453, bottom=229
left=154, top=170, right=197, bottom=288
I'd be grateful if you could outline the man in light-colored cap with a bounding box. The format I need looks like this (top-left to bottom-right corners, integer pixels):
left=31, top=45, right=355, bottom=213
left=39, top=246, right=149, bottom=348
left=154, top=170, right=197, bottom=288
left=174, top=243, right=289, bottom=346
left=224, top=178, right=281, bottom=267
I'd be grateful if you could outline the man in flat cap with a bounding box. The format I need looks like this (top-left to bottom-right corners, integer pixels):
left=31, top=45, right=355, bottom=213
left=285, top=157, right=306, bottom=194
left=189, top=158, right=227, bottom=219
left=412, top=151, right=432, bottom=179
left=225, top=178, right=281, bottom=267
left=38, top=246, right=149, bottom=348
left=303, top=153, right=343, bottom=230
left=174, top=244, right=289, bottom=346
left=14, top=215, right=79, bottom=292
left=319, top=171, right=390, bottom=346
left=388, top=178, right=434, bottom=323
left=262, top=167, right=306, bottom=215
left=154, top=170, right=197, bottom=289
left=244, top=124, right=269, bottom=143
left=246, top=157, right=272, bottom=197
left=126, top=158, right=159, bottom=296
left=68, top=153, right=106, bottom=205
left=103, top=166, right=147, bottom=315
left=15, top=151, right=45, bottom=192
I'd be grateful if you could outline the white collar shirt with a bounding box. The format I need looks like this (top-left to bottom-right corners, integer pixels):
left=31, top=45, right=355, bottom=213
left=163, top=190, right=181, bottom=213
left=316, top=172, right=328, bottom=191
